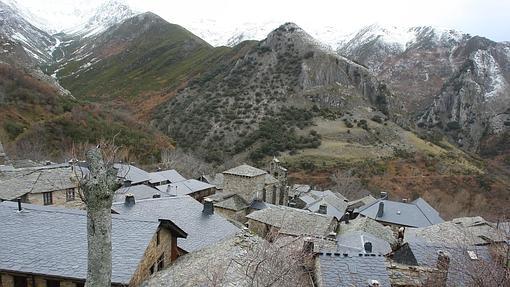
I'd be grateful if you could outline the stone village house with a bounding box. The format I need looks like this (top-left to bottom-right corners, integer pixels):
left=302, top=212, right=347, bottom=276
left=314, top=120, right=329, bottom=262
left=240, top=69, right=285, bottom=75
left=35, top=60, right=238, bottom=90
left=0, top=165, right=82, bottom=207
left=205, top=159, right=290, bottom=223
left=0, top=201, right=187, bottom=287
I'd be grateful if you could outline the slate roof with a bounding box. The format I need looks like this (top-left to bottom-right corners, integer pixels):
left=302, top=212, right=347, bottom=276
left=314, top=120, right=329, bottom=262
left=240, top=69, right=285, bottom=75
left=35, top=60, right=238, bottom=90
left=334, top=231, right=392, bottom=255
left=212, top=193, right=249, bottom=211
left=317, top=253, right=391, bottom=287
left=223, top=164, right=267, bottom=177
left=338, top=217, right=397, bottom=245
left=290, top=184, right=312, bottom=197
left=115, top=163, right=150, bottom=184
left=156, top=179, right=214, bottom=196
left=112, top=196, right=239, bottom=253
left=304, top=190, right=349, bottom=219
left=348, top=195, right=377, bottom=210
left=149, top=170, right=186, bottom=184
left=392, top=240, right=492, bottom=286
left=201, top=173, right=224, bottom=189
left=264, top=173, right=279, bottom=184
left=113, top=184, right=166, bottom=202
left=246, top=205, right=336, bottom=237
left=357, top=198, right=444, bottom=227
left=143, top=232, right=265, bottom=287
left=405, top=216, right=506, bottom=245
left=0, top=202, right=162, bottom=285
left=0, top=167, right=78, bottom=200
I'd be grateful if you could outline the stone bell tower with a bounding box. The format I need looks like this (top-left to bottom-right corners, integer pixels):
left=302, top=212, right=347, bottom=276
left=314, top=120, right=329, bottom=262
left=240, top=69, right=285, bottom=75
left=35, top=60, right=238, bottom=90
left=269, top=157, right=289, bottom=205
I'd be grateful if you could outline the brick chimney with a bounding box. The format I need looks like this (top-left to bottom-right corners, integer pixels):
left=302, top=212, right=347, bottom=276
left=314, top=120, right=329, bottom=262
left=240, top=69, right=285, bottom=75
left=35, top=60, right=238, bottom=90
left=318, top=204, right=328, bottom=215
left=376, top=202, right=384, bottom=217
left=203, top=198, right=214, bottom=215
left=125, top=193, right=135, bottom=206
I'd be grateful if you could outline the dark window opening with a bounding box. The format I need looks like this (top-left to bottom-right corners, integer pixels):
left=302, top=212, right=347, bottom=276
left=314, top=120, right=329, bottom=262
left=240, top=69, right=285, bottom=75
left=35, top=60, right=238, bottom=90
left=150, top=264, right=155, bottom=275
left=46, top=280, right=60, bottom=287
left=75, top=283, right=85, bottom=287
left=156, top=229, right=161, bottom=246
left=157, top=254, right=164, bottom=271
left=66, top=189, right=75, bottom=201
left=13, top=276, right=27, bottom=287
left=43, top=192, right=53, bottom=205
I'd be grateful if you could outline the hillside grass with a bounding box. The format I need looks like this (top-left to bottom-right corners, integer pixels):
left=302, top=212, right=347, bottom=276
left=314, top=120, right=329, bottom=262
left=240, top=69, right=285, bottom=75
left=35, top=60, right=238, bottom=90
left=58, top=19, right=231, bottom=101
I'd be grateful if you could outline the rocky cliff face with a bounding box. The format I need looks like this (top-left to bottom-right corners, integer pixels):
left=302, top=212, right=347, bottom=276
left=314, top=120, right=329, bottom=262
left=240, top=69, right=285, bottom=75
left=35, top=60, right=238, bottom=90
left=340, top=25, right=510, bottom=153
left=419, top=39, right=510, bottom=151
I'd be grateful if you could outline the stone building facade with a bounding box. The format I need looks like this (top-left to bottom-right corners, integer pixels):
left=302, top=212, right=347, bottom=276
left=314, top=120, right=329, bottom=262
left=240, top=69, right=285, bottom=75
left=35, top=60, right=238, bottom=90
left=222, top=162, right=289, bottom=206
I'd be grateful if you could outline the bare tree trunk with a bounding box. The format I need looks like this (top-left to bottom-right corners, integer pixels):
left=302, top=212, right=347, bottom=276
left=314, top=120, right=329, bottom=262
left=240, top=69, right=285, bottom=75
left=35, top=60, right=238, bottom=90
left=82, top=147, right=118, bottom=287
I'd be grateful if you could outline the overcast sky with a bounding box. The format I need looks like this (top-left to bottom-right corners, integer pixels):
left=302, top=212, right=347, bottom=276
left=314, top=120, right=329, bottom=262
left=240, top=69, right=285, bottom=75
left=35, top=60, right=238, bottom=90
left=13, top=0, right=510, bottom=42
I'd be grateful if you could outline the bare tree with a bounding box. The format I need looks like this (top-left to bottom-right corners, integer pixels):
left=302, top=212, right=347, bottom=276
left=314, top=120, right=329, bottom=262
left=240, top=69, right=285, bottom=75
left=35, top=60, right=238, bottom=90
left=330, top=169, right=370, bottom=200
left=144, top=231, right=315, bottom=287
left=76, top=144, right=120, bottom=287
left=160, top=148, right=214, bottom=178
left=234, top=232, right=314, bottom=287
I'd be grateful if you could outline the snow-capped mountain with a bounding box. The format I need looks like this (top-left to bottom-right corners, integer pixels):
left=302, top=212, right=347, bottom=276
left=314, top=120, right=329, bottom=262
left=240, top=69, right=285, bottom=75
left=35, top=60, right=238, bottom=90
left=184, top=19, right=351, bottom=48
left=64, top=0, right=135, bottom=37
left=337, top=24, right=470, bottom=73
left=0, top=1, right=56, bottom=64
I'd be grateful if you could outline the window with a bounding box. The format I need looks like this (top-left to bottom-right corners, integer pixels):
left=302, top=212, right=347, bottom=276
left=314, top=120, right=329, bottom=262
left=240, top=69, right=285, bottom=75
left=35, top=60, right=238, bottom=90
left=46, top=280, right=60, bottom=287
left=43, top=192, right=53, bottom=205
left=156, top=229, right=161, bottom=246
left=66, top=189, right=75, bottom=201
left=13, top=276, right=27, bottom=287
left=150, top=264, right=155, bottom=275
left=157, top=254, right=164, bottom=271
left=74, top=283, right=85, bottom=287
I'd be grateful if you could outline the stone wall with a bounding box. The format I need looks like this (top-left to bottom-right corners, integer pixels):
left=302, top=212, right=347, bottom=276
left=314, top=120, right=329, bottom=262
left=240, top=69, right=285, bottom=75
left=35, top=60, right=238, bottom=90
left=128, top=227, right=176, bottom=287
left=26, top=188, right=82, bottom=207
left=215, top=206, right=247, bottom=223
left=0, top=273, right=83, bottom=287
left=247, top=219, right=270, bottom=238
left=223, top=174, right=265, bottom=203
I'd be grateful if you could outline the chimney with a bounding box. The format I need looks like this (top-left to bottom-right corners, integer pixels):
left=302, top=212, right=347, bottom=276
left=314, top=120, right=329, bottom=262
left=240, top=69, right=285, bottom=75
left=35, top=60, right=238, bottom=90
left=437, top=251, right=450, bottom=271
left=376, top=202, right=384, bottom=217
left=167, top=184, right=177, bottom=196
left=318, top=204, right=328, bottom=215
left=17, top=197, right=22, bottom=212
left=364, top=241, right=373, bottom=253
left=203, top=198, right=214, bottom=215
left=343, top=212, right=350, bottom=224
left=303, top=238, right=314, bottom=253
left=125, top=193, right=135, bottom=206
left=380, top=192, right=388, bottom=200
left=402, top=198, right=408, bottom=203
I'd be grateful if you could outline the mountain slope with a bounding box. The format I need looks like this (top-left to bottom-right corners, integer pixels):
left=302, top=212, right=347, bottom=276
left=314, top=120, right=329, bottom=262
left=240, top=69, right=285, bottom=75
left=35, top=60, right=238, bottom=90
left=153, top=23, right=395, bottom=162
left=54, top=12, right=229, bottom=102
left=0, top=6, right=175, bottom=163
left=419, top=38, right=510, bottom=151
left=0, top=0, right=56, bottom=64
left=64, top=0, right=135, bottom=37
left=339, top=24, right=510, bottom=153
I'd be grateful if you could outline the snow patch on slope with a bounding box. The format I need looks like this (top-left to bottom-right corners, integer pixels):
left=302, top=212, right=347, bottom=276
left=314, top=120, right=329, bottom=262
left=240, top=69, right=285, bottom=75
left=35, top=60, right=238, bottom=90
left=471, top=50, right=508, bottom=99
left=64, top=0, right=135, bottom=37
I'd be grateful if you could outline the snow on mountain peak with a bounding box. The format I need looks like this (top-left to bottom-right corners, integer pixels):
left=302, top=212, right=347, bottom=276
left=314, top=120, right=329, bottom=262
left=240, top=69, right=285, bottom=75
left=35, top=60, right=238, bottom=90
left=65, top=0, right=136, bottom=37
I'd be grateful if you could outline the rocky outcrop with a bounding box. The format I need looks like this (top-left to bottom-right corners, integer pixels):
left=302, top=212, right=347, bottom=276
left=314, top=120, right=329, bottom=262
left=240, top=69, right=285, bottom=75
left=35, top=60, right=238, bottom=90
left=340, top=25, right=510, bottom=153
left=419, top=45, right=510, bottom=151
